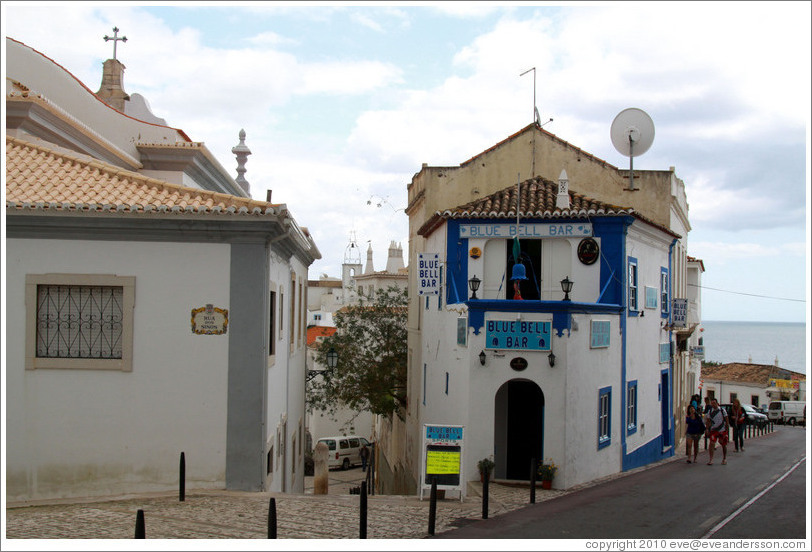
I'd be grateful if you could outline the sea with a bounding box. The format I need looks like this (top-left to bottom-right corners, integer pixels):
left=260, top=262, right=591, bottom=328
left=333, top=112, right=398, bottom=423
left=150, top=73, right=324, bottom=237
left=700, top=321, right=808, bottom=375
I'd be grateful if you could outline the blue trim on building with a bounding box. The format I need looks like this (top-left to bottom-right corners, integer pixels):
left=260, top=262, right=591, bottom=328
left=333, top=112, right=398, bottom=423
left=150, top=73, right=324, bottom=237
left=445, top=219, right=468, bottom=305
left=467, top=300, right=623, bottom=336
left=622, top=436, right=670, bottom=470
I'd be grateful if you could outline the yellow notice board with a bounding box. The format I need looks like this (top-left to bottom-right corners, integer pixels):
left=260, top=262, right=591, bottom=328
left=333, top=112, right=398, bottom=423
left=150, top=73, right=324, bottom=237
left=426, top=449, right=460, bottom=475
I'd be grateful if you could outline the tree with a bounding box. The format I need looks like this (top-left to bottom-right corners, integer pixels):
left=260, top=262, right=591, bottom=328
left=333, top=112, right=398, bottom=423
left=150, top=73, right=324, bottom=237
left=308, top=285, right=408, bottom=419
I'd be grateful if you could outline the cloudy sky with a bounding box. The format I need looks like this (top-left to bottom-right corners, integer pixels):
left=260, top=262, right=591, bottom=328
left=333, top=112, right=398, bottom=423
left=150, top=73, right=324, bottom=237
left=3, top=1, right=809, bottom=323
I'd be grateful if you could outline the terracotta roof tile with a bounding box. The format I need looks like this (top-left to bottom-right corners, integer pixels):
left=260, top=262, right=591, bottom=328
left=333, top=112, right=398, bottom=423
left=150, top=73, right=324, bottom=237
left=418, top=175, right=673, bottom=237
left=307, top=326, right=337, bottom=347
left=6, top=135, right=280, bottom=216
left=701, top=363, right=806, bottom=386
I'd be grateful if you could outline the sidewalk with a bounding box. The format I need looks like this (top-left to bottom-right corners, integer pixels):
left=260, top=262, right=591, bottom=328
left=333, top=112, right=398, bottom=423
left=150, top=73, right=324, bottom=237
left=4, top=455, right=684, bottom=540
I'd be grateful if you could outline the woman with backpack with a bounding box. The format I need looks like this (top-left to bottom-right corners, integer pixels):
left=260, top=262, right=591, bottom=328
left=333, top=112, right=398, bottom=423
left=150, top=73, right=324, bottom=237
left=730, top=398, right=746, bottom=452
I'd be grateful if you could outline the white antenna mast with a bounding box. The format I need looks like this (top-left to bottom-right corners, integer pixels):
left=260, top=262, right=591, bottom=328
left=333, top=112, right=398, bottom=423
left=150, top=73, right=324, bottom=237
left=520, top=67, right=538, bottom=177
left=521, top=67, right=553, bottom=178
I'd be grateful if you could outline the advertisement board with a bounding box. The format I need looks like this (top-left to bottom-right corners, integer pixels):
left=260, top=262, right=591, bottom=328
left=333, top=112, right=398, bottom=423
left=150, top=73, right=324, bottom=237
left=420, top=424, right=465, bottom=501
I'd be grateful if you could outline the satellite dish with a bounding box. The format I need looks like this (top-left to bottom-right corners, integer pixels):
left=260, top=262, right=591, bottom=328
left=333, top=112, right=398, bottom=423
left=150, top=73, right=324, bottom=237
left=610, top=108, right=655, bottom=190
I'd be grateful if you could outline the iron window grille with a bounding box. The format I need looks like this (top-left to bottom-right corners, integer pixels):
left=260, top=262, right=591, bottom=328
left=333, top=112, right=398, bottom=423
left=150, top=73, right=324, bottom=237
left=36, top=285, right=124, bottom=359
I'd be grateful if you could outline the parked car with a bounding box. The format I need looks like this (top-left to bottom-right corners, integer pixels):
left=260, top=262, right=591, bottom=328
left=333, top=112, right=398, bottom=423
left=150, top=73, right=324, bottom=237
left=720, top=404, right=767, bottom=428
left=741, top=404, right=768, bottom=427
left=315, top=435, right=372, bottom=470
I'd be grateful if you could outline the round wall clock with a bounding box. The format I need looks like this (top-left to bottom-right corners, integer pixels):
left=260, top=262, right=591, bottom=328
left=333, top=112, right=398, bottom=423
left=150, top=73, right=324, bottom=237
left=577, top=238, right=599, bottom=265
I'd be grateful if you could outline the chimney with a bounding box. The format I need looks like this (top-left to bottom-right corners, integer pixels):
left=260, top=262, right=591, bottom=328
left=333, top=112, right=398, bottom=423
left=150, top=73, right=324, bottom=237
left=364, top=243, right=375, bottom=274
left=96, top=59, right=130, bottom=111
left=556, top=169, right=570, bottom=210
left=232, top=129, right=252, bottom=194
left=386, top=241, right=405, bottom=274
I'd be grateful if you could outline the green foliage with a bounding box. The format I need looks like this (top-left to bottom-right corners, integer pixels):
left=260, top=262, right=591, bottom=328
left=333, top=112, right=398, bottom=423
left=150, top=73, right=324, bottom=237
left=538, top=459, right=558, bottom=481
left=477, top=457, right=495, bottom=475
left=308, top=285, right=408, bottom=419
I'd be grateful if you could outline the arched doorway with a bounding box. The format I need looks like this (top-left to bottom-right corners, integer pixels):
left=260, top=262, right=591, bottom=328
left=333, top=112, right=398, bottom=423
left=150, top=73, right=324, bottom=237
left=494, top=380, right=544, bottom=480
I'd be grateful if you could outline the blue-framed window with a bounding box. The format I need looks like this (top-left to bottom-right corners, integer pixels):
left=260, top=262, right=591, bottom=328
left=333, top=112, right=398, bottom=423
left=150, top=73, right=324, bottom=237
left=628, top=257, right=639, bottom=312
left=598, top=386, right=611, bottom=449
left=590, top=320, right=611, bottom=348
left=627, top=381, right=638, bottom=435
left=660, top=267, right=669, bottom=315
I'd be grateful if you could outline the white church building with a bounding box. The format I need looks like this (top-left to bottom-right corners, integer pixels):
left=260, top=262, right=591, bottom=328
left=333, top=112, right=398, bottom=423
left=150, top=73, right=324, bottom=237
left=4, top=36, right=319, bottom=501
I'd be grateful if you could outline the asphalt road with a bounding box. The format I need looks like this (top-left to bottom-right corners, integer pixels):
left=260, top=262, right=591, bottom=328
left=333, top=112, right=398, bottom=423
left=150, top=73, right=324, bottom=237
left=434, top=425, right=808, bottom=539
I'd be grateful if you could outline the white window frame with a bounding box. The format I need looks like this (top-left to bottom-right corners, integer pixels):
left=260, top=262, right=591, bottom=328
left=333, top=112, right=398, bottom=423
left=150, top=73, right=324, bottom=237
left=25, top=273, right=135, bottom=371
left=627, top=381, right=638, bottom=434
left=628, top=257, right=639, bottom=312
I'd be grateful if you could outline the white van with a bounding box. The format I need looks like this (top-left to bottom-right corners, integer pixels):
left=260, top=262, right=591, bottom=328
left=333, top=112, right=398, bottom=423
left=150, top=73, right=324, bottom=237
left=316, top=436, right=371, bottom=470
left=767, top=400, right=806, bottom=426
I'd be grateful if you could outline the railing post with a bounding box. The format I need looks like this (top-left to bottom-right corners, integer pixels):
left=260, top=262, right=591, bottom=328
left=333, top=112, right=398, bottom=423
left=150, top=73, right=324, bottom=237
left=268, top=497, right=277, bottom=538
left=134, top=509, right=145, bottom=539
left=179, top=452, right=186, bottom=502
left=482, top=469, right=489, bottom=520
left=428, top=477, right=437, bottom=536
left=360, top=480, right=368, bottom=539
left=530, top=457, right=537, bottom=504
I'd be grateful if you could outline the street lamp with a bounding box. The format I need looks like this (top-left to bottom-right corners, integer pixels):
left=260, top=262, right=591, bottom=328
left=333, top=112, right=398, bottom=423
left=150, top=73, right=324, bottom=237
left=560, top=276, right=573, bottom=301
left=479, top=350, right=487, bottom=366
left=548, top=351, right=556, bottom=367
left=469, top=275, right=481, bottom=300
left=326, top=347, right=338, bottom=369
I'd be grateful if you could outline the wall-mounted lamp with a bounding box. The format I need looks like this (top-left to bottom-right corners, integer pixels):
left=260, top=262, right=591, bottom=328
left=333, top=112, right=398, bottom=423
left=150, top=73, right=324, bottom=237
left=326, top=347, right=339, bottom=369
left=548, top=351, right=556, bottom=367
left=560, top=276, right=573, bottom=301
left=469, top=275, right=482, bottom=300
left=479, top=350, right=487, bottom=366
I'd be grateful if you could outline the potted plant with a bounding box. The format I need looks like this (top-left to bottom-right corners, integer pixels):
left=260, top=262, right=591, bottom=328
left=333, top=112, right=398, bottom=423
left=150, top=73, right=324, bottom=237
left=477, top=457, right=495, bottom=482
left=538, top=459, right=557, bottom=489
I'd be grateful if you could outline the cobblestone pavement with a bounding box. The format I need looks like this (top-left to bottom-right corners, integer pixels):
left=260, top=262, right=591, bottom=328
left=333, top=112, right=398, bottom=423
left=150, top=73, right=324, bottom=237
left=4, top=454, right=683, bottom=541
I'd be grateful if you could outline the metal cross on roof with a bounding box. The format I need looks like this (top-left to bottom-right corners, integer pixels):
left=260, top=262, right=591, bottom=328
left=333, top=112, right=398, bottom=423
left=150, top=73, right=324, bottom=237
left=103, top=27, right=127, bottom=60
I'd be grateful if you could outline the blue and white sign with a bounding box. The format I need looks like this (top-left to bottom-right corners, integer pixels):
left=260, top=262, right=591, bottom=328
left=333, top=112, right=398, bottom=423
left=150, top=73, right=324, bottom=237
left=418, top=253, right=440, bottom=295
left=672, top=298, right=687, bottom=328
left=485, top=320, right=551, bottom=351
left=459, top=223, right=592, bottom=239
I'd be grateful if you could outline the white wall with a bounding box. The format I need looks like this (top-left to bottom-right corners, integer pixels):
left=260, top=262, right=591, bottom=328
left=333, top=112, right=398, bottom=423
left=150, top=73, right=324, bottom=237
left=5, top=238, right=231, bottom=501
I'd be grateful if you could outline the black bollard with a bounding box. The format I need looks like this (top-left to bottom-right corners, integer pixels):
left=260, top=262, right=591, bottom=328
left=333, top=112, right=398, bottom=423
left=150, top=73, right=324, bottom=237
left=428, top=477, right=437, bottom=536
left=530, top=457, right=537, bottom=504
left=134, top=509, right=145, bottom=539
left=360, top=480, right=368, bottom=539
left=268, top=497, right=277, bottom=538
left=482, top=469, right=489, bottom=520
left=179, top=452, right=186, bottom=502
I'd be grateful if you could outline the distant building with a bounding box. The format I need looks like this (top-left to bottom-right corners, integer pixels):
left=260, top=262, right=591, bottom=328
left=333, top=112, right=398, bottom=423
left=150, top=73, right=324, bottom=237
left=305, top=237, right=407, bottom=447
left=701, top=363, right=806, bottom=408
left=5, top=37, right=319, bottom=501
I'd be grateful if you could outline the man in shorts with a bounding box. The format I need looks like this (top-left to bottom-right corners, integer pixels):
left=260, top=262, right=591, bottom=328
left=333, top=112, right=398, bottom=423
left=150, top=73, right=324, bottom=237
left=705, top=398, right=729, bottom=465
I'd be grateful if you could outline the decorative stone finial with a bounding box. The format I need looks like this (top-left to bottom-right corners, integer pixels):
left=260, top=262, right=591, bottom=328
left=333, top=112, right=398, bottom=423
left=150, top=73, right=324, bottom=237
left=556, top=169, right=570, bottom=210
left=232, top=129, right=252, bottom=194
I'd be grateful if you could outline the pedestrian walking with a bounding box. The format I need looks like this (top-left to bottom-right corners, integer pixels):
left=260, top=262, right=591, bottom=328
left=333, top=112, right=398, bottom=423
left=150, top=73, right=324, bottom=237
left=685, top=405, right=705, bottom=463
left=703, top=396, right=712, bottom=415
left=705, top=398, right=729, bottom=465
left=730, top=398, right=746, bottom=452
left=360, top=443, right=369, bottom=472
